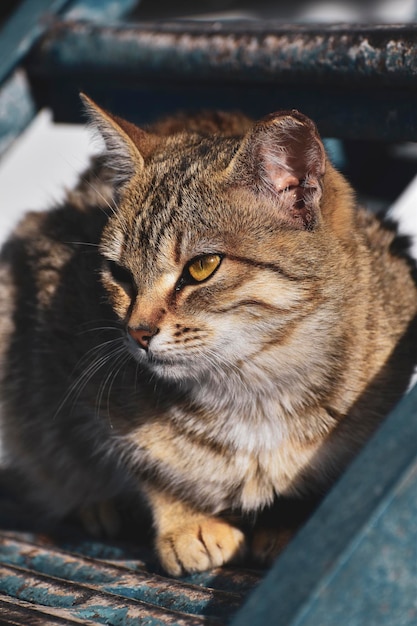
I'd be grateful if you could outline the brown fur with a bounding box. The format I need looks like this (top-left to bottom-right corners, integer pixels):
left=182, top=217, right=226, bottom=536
left=0, top=99, right=416, bottom=575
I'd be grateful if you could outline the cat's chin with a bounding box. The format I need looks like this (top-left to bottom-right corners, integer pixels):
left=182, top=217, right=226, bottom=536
left=147, top=360, right=194, bottom=382
left=129, top=347, right=196, bottom=383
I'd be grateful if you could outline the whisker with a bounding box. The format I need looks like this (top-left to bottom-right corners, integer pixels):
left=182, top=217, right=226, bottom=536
left=58, top=154, right=116, bottom=222
left=77, top=326, right=121, bottom=336
left=94, top=347, right=130, bottom=419
left=69, top=345, right=126, bottom=416
left=85, top=175, right=130, bottom=237
left=72, top=338, right=123, bottom=370
left=84, top=174, right=118, bottom=216
left=65, top=241, right=100, bottom=248
left=53, top=339, right=125, bottom=418
left=103, top=352, right=133, bottom=424
left=76, top=318, right=120, bottom=330
left=203, top=347, right=251, bottom=396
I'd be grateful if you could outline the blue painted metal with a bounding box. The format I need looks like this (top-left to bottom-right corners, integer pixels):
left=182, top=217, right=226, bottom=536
left=56, top=536, right=261, bottom=595
left=25, top=20, right=417, bottom=140
left=0, top=69, right=37, bottom=157
left=0, top=535, right=245, bottom=618
left=0, top=595, right=100, bottom=625
left=0, top=528, right=262, bottom=624
left=0, top=0, right=72, bottom=86
left=27, top=21, right=417, bottom=86
left=231, top=382, right=417, bottom=626
left=0, top=0, right=74, bottom=158
left=64, top=0, right=139, bottom=22
left=0, top=0, right=136, bottom=159
left=0, top=563, right=217, bottom=624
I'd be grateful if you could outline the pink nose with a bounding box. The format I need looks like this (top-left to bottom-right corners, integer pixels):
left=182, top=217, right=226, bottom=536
left=128, top=326, right=158, bottom=350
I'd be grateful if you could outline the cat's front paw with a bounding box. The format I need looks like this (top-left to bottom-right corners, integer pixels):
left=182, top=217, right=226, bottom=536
left=251, top=527, right=294, bottom=566
left=78, top=500, right=121, bottom=538
left=157, top=516, right=246, bottom=576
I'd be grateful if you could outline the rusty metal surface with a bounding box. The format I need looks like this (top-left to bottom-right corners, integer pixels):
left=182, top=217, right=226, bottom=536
left=0, top=595, right=100, bottom=625
left=23, top=20, right=417, bottom=141
left=28, top=20, right=417, bottom=87
left=0, top=525, right=262, bottom=625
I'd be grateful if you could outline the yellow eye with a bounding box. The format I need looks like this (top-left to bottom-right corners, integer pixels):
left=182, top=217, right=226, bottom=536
left=188, top=254, right=221, bottom=282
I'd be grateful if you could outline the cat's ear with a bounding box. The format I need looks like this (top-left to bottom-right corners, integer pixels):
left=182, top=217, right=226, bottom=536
left=227, top=111, right=326, bottom=230
left=80, top=93, right=158, bottom=186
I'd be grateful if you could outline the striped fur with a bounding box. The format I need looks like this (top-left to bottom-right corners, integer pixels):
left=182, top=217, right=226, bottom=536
left=0, top=101, right=416, bottom=575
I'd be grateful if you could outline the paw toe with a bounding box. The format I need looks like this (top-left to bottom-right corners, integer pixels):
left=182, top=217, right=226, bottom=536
left=157, top=517, right=246, bottom=575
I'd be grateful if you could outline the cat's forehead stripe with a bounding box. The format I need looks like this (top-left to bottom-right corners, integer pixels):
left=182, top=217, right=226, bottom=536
left=131, top=164, right=202, bottom=260
left=129, top=136, right=237, bottom=244
left=135, top=187, right=183, bottom=254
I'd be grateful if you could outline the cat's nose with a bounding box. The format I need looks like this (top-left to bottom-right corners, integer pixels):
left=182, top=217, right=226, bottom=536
left=128, top=325, right=159, bottom=350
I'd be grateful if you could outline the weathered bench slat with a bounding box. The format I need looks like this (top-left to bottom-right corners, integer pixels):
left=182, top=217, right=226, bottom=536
left=25, top=21, right=417, bottom=140
left=0, top=535, right=246, bottom=619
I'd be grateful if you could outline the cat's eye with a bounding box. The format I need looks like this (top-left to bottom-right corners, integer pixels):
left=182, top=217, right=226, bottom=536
left=187, top=254, right=222, bottom=283
left=105, top=260, right=135, bottom=295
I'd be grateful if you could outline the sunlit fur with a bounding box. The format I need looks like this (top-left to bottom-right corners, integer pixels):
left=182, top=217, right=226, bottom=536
left=1, top=102, right=417, bottom=575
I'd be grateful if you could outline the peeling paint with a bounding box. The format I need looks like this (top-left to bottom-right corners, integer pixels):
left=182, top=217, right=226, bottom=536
left=28, top=21, right=417, bottom=86
left=0, top=530, right=261, bottom=624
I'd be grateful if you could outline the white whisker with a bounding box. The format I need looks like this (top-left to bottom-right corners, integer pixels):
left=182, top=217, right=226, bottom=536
left=94, top=348, right=131, bottom=419
left=53, top=338, right=126, bottom=419
left=77, top=326, right=121, bottom=336
left=85, top=175, right=130, bottom=237
left=65, top=241, right=100, bottom=248
left=203, top=347, right=251, bottom=396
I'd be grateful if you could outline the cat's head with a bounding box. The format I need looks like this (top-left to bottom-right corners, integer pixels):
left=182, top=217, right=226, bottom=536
left=82, top=95, right=355, bottom=386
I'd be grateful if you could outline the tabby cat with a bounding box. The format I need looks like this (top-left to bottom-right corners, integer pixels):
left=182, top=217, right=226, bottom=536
left=0, top=95, right=416, bottom=575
